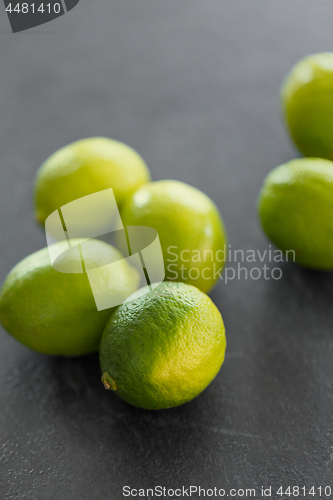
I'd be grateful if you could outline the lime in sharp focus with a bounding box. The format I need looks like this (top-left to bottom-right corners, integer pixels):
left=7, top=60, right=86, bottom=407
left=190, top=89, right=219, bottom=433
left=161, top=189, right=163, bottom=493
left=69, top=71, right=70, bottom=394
left=0, top=240, right=140, bottom=356
left=34, top=137, right=151, bottom=227
left=100, top=281, right=226, bottom=410
left=120, top=180, right=227, bottom=293
left=281, top=52, right=333, bottom=160
left=258, top=157, right=333, bottom=269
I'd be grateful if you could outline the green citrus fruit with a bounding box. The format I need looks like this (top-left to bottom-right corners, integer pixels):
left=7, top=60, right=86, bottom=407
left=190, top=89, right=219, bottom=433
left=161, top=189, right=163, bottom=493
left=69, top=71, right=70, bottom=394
left=119, top=180, right=227, bottom=293
left=100, top=281, right=226, bottom=410
left=258, top=158, right=333, bottom=269
left=0, top=240, right=140, bottom=356
left=281, top=52, right=333, bottom=159
left=34, top=137, right=151, bottom=227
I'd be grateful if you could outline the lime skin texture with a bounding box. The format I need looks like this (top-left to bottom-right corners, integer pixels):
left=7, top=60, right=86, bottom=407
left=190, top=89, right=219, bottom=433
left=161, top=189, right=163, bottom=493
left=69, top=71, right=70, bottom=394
left=34, top=137, right=151, bottom=227
left=100, top=281, right=226, bottom=410
left=120, top=180, right=227, bottom=294
left=281, top=52, right=333, bottom=160
left=258, top=158, right=333, bottom=270
left=0, top=240, right=139, bottom=356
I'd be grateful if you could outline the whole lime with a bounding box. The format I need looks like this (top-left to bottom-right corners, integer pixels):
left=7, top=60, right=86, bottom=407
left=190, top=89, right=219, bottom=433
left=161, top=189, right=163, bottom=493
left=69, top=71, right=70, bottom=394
left=281, top=52, right=333, bottom=159
left=100, top=281, right=226, bottom=410
left=120, top=180, right=227, bottom=293
left=0, top=240, right=139, bottom=356
left=258, top=158, right=333, bottom=269
left=34, top=137, right=151, bottom=227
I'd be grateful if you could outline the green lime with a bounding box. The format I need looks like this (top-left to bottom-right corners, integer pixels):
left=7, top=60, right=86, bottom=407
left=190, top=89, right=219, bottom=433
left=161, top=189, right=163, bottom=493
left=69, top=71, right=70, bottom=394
left=34, top=137, right=151, bottom=227
left=120, top=180, right=227, bottom=293
left=281, top=52, right=333, bottom=159
left=258, top=158, right=333, bottom=269
left=100, top=281, right=226, bottom=410
left=0, top=240, right=140, bottom=356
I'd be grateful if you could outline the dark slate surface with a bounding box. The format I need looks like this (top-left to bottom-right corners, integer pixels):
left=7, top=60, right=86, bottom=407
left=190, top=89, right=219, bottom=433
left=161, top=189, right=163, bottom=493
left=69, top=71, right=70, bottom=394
left=1, top=1, right=333, bottom=498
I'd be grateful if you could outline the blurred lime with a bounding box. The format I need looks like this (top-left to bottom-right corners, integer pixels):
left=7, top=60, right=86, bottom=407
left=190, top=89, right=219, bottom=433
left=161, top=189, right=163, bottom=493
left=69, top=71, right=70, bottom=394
left=282, top=53, right=333, bottom=159
left=0, top=240, right=139, bottom=356
left=120, top=180, right=227, bottom=293
left=100, top=281, right=226, bottom=410
left=34, top=137, right=151, bottom=226
left=258, top=158, right=333, bottom=269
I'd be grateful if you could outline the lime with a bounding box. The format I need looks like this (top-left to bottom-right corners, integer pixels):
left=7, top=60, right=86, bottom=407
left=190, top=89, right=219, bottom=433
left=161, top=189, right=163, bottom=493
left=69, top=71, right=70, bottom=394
left=100, top=281, right=226, bottom=410
left=0, top=240, right=140, bottom=356
left=34, top=137, right=151, bottom=227
left=120, top=180, right=227, bottom=293
left=258, top=158, right=333, bottom=269
left=281, top=53, right=333, bottom=159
